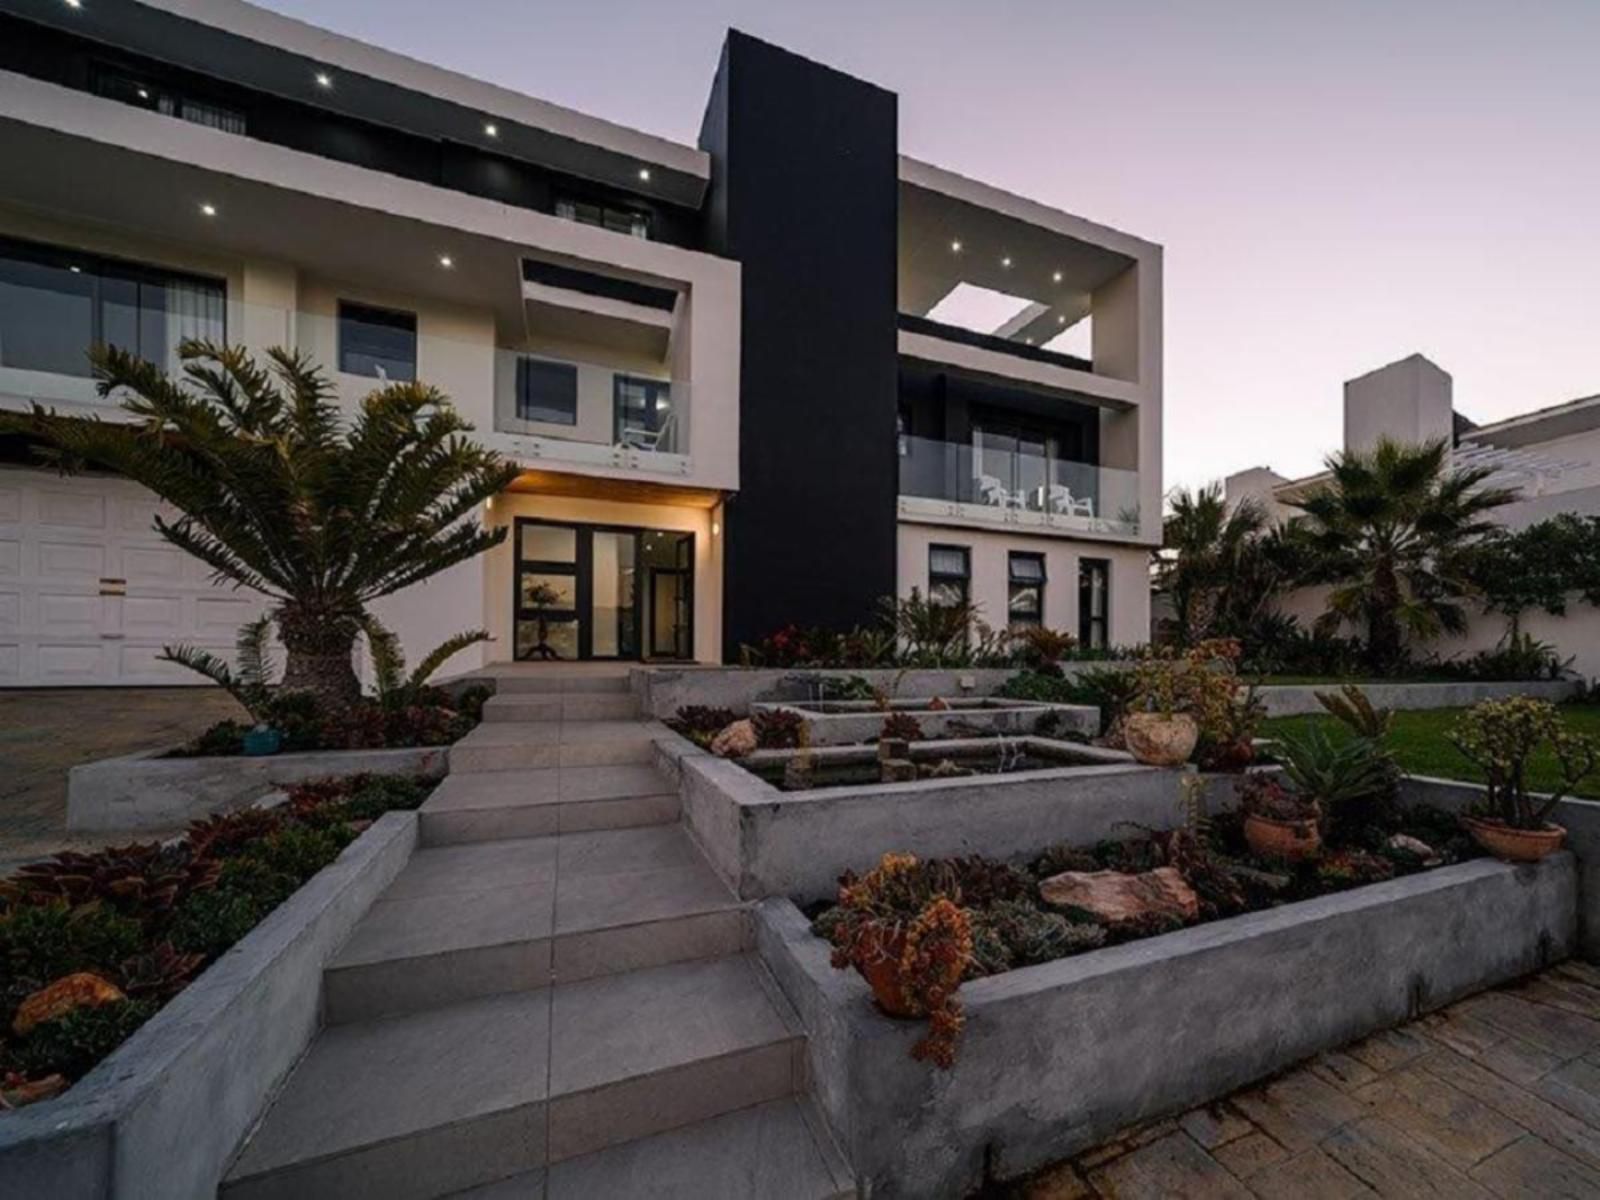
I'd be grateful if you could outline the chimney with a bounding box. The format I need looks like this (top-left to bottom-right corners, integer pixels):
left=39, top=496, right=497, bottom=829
left=1343, top=355, right=1453, bottom=455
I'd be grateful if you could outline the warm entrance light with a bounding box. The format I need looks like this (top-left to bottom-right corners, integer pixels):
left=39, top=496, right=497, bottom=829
left=1052, top=270, right=1063, bottom=283
left=438, top=254, right=454, bottom=268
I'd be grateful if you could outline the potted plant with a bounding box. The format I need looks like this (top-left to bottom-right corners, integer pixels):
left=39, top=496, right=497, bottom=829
left=1447, top=697, right=1597, bottom=862
left=1124, top=640, right=1243, bottom=766
left=819, top=853, right=973, bottom=1068
left=1236, top=772, right=1322, bottom=861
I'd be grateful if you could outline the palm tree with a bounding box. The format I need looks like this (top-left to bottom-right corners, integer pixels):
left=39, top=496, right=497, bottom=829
left=1157, top=484, right=1275, bottom=644
left=1289, top=437, right=1516, bottom=670
left=7, top=341, right=519, bottom=710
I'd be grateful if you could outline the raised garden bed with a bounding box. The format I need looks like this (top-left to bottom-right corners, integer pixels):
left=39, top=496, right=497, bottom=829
left=740, top=736, right=1121, bottom=790
left=0, top=776, right=430, bottom=1197
left=749, top=697, right=1098, bottom=746
left=759, top=847, right=1577, bottom=1197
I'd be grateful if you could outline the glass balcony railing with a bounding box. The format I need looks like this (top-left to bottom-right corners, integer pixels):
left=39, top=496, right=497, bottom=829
left=898, top=434, right=1141, bottom=536
left=0, top=288, right=690, bottom=473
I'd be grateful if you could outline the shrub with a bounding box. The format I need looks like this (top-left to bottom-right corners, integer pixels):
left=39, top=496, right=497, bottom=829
left=1447, top=697, right=1598, bottom=829
left=751, top=708, right=806, bottom=749
left=0, top=903, right=143, bottom=1009
left=971, top=899, right=1104, bottom=967
left=6, top=997, right=162, bottom=1082
left=880, top=711, right=924, bottom=742
left=666, top=706, right=739, bottom=749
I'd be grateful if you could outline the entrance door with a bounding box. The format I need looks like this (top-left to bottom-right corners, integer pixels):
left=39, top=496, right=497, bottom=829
left=514, top=520, right=692, bottom=661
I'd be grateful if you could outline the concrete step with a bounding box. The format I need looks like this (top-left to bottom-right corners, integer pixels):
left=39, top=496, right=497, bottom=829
left=488, top=673, right=632, bottom=695
left=419, top=765, right=678, bottom=846
left=481, top=693, right=639, bottom=723
left=450, top=1098, right=854, bottom=1199
left=227, top=957, right=799, bottom=1200
left=220, top=991, right=549, bottom=1200
left=450, top=722, right=655, bottom=773
left=324, top=825, right=745, bottom=1023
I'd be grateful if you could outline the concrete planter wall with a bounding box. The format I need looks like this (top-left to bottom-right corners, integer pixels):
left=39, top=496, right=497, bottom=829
left=631, top=667, right=1022, bottom=720
left=68, top=745, right=450, bottom=834
left=664, top=734, right=1198, bottom=902
left=1255, top=677, right=1580, bottom=716
left=750, top=699, right=1098, bottom=746
left=0, top=813, right=418, bottom=1200
left=757, top=854, right=1578, bottom=1198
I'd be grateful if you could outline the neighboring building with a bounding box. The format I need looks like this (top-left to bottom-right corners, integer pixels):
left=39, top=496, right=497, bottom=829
left=0, top=0, right=1162, bottom=685
left=1226, top=354, right=1600, bottom=678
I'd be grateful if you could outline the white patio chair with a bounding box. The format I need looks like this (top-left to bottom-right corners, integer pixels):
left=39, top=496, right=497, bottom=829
left=1048, top=484, right=1095, bottom=518
left=978, top=474, right=1015, bottom=507
left=620, top=413, right=676, bottom=453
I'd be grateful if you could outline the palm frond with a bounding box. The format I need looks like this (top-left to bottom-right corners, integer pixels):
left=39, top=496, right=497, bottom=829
left=406, top=630, right=491, bottom=694
left=358, top=613, right=406, bottom=705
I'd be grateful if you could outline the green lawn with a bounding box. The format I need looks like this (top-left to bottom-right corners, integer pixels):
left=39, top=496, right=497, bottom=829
left=1260, top=704, right=1600, bottom=801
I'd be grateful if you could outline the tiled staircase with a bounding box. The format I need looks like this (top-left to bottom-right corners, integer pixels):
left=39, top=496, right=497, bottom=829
left=221, top=670, right=851, bottom=1200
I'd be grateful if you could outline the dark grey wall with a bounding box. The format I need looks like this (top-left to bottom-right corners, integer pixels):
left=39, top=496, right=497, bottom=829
left=699, top=31, right=901, bottom=658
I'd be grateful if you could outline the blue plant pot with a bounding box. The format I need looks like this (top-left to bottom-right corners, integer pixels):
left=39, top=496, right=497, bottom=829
left=242, top=727, right=283, bottom=757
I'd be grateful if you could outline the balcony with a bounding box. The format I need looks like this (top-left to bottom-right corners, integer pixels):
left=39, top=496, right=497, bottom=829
left=898, top=434, right=1140, bottom=538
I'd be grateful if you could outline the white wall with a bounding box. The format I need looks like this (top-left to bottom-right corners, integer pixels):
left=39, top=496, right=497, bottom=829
left=895, top=523, right=1150, bottom=648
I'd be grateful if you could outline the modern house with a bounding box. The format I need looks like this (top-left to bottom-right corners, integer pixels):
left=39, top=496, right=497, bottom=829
left=0, top=0, right=1162, bottom=685
left=1226, top=353, right=1600, bottom=677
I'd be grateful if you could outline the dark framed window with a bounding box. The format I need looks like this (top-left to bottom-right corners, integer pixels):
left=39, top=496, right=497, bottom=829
left=614, top=375, right=673, bottom=447
left=1008, top=552, right=1046, bottom=628
left=516, top=358, right=578, bottom=425
left=338, top=302, right=416, bottom=381
left=928, top=544, right=970, bottom=609
left=92, top=66, right=248, bottom=135
left=555, top=196, right=651, bottom=239
left=1079, top=558, right=1110, bottom=649
left=0, top=235, right=224, bottom=378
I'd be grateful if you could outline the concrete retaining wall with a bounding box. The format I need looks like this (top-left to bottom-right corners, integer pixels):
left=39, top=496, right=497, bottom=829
left=668, top=735, right=1192, bottom=902
left=1400, top=775, right=1600, bottom=963
left=1256, top=677, right=1580, bottom=716
left=750, top=700, right=1099, bottom=746
left=632, top=667, right=1022, bottom=719
left=0, top=812, right=419, bottom=1200
left=757, top=854, right=1578, bottom=1198
left=68, top=745, right=450, bottom=834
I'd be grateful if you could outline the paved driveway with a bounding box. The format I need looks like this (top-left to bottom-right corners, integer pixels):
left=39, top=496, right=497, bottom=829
left=0, top=687, right=240, bottom=869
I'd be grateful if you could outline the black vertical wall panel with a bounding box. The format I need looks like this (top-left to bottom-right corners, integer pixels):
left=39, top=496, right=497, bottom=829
left=699, top=31, right=900, bottom=658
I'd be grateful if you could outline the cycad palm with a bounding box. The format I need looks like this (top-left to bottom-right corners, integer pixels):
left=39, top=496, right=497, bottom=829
left=1290, top=437, right=1515, bottom=670
left=9, top=341, right=519, bottom=708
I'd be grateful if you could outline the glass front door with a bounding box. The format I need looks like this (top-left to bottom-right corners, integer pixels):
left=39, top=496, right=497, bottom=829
left=514, top=520, right=692, bottom=661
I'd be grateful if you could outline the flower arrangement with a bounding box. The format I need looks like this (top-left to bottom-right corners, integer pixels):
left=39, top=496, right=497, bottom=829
left=821, top=853, right=973, bottom=1068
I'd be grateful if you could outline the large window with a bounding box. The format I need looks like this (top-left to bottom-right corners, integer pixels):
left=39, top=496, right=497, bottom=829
left=338, top=302, right=416, bottom=381
left=555, top=196, right=650, bottom=239
left=928, top=545, right=970, bottom=609
left=1008, top=552, right=1046, bottom=628
left=1078, top=558, right=1110, bottom=649
left=614, top=376, right=674, bottom=449
left=516, top=358, right=578, bottom=425
left=0, top=236, right=224, bottom=378
left=92, top=67, right=247, bottom=135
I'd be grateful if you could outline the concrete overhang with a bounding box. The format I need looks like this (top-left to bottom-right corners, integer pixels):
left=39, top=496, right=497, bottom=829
left=4, top=0, right=709, bottom=208
left=505, top=468, right=725, bottom=509
left=520, top=281, right=673, bottom=360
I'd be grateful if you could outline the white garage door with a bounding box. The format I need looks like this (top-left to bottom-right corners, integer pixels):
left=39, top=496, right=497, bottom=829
left=0, top=468, right=266, bottom=686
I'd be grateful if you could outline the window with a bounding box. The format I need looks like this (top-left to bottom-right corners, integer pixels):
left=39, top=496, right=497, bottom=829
left=0, top=236, right=224, bottom=378
left=928, top=545, right=970, bottom=609
left=614, top=376, right=674, bottom=449
left=555, top=196, right=650, bottom=239
left=897, top=404, right=910, bottom=457
left=93, top=68, right=247, bottom=135
left=1079, top=558, right=1110, bottom=649
left=338, top=302, right=416, bottom=381
left=1008, top=552, right=1046, bottom=628
left=516, top=358, right=578, bottom=425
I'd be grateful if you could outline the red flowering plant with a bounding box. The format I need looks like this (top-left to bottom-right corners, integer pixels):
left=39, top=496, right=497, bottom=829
left=818, top=853, right=974, bottom=1068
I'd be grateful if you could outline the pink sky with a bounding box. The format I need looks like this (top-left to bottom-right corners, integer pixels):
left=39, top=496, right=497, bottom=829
left=261, top=0, right=1600, bottom=492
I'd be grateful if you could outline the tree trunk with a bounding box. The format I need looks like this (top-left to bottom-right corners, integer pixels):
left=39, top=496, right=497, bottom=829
left=276, top=603, right=361, bottom=711
left=1367, top=558, right=1403, bottom=671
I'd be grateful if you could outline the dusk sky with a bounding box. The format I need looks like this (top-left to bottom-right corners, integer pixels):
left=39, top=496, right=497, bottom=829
left=262, top=0, right=1600, bottom=493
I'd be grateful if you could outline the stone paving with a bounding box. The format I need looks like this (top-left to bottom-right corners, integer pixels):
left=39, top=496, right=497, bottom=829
left=0, top=686, right=239, bottom=869
left=1005, top=962, right=1600, bottom=1200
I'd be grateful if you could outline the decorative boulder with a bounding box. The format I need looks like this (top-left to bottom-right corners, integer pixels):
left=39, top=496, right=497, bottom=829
left=1038, top=867, right=1199, bottom=926
left=928, top=696, right=951, bottom=711
left=1387, top=833, right=1442, bottom=866
left=13, top=972, right=126, bottom=1036
left=710, top=719, right=758, bottom=758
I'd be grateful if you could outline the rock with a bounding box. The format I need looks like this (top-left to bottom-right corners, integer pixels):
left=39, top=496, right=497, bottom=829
left=710, top=719, right=757, bottom=758
left=1387, top=834, right=1440, bottom=864
left=1038, top=867, right=1200, bottom=926
left=1223, top=862, right=1294, bottom=894
left=878, top=737, right=911, bottom=761
left=928, top=696, right=951, bottom=711
left=881, top=758, right=918, bottom=783
left=13, top=972, right=125, bottom=1036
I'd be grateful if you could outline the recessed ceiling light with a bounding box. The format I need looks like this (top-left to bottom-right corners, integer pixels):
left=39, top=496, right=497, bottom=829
left=1001, top=256, right=1012, bottom=268
left=950, top=240, right=962, bottom=253
left=637, top=167, right=651, bottom=182
left=438, top=254, right=454, bottom=268
left=137, top=88, right=150, bottom=100
left=64, top=0, right=81, bottom=9
left=484, top=122, right=499, bottom=138
left=315, top=72, right=333, bottom=89
left=1058, top=314, right=1066, bottom=324
left=69, top=265, right=82, bottom=273
left=199, top=202, right=217, bottom=217
left=1052, top=270, right=1063, bottom=283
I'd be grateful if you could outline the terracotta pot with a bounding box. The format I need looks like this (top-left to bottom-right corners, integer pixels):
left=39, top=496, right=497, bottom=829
left=1462, top=816, right=1567, bottom=863
left=854, top=928, right=919, bottom=1018
left=1244, top=813, right=1322, bottom=862
left=1123, top=712, right=1200, bottom=767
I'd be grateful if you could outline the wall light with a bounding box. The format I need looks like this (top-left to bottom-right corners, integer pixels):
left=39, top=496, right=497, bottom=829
left=1058, top=314, right=1067, bottom=324
left=1052, top=271, right=1063, bottom=283
left=438, top=254, right=454, bottom=268
left=64, top=0, right=82, bottom=9
left=1001, top=256, right=1012, bottom=269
